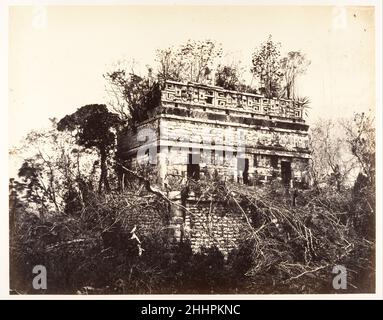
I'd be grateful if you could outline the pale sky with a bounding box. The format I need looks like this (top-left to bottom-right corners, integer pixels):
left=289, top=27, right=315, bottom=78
left=9, top=5, right=375, bottom=148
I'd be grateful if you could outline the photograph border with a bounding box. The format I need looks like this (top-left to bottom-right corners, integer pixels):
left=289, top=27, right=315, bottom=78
left=1, top=0, right=382, bottom=300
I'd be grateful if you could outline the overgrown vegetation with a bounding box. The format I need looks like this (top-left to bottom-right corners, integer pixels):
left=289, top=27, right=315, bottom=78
left=10, top=172, right=375, bottom=294
left=104, top=37, right=311, bottom=126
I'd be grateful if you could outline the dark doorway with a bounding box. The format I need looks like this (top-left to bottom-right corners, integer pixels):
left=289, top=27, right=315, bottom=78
left=238, top=158, right=249, bottom=185
left=243, top=158, right=249, bottom=185
left=281, top=161, right=292, bottom=186
left=187, top=153, right=200, bottom=180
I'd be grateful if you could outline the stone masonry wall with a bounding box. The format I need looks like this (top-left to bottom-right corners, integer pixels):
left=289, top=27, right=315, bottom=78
left=184, top=200, right=248, bottom=256
left=118, top=80, right=311, bottom=255
left=159, top=116, right=310, bottom=186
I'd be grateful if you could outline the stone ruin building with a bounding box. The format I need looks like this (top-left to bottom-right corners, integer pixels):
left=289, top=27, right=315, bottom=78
left=118, top=80, right=310, bottom=255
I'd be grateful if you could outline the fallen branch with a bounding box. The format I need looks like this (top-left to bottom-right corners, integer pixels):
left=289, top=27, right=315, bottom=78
left=284, top=264, right=329, bottom=283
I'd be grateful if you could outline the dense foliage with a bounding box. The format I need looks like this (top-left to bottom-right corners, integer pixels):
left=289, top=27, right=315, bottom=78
left=10, top=174, right=375, bottom=294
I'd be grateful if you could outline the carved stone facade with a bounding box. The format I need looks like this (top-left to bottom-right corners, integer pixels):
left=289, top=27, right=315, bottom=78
left=119, top=80, right=311, bottom=253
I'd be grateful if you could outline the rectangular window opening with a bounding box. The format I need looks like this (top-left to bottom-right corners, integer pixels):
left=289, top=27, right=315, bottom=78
left=206, top=97, right=213, bottom=104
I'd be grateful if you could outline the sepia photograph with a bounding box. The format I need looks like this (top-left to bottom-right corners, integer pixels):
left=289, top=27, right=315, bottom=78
left=4, top=1, right=381, bottom=297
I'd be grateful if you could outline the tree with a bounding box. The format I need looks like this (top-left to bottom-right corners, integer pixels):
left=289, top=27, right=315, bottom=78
left=11, top=119, right=100, bottom=216
left=342, top=113, right=375, bottom=239
left=104, top=60, right=160, bottom=125
left=280, top=51, right=311, bottom=99
left=309, top=119, right=358, bottom=192
left=155, top=47, right=184, bottom=82
left=17, top=160, right=51, bottom=217
left=251, top=35, right=283, bottom=98
left=215, top=64, right=241, bottom=90
left=156, top=39, right=223, bottom=84
left=342, top=113, right=375, bottom=183
left=57, top=105, right=121, bottom=193
left=105, top=40, right=222, bottom=125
